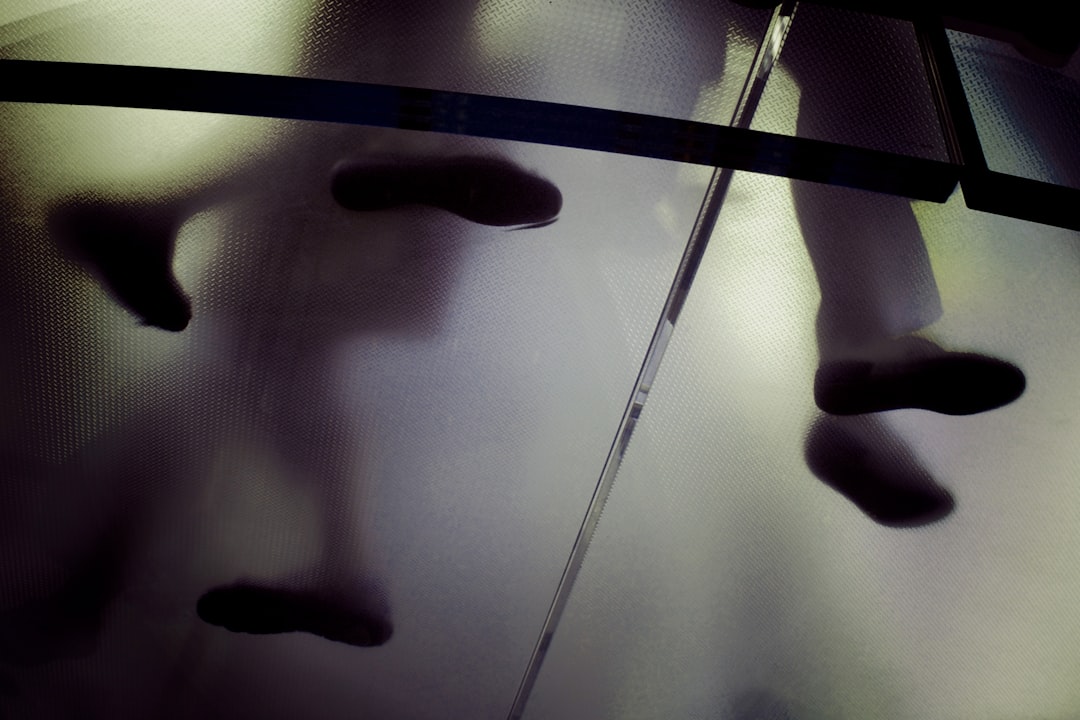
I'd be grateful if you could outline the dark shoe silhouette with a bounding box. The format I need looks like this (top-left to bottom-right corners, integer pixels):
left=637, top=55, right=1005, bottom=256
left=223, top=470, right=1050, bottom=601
left=815, top=337, right=1024, bottom=416
left=197, top=583, right=391, bottom=647
left=49, top=200, right=191, bottom=331
left=331, top=155, right=562, bottom=227
left=805, top=414, right=954, bottom=528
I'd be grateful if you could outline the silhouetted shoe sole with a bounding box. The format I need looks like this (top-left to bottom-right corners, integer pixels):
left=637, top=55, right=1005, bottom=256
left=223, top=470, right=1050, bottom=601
left=49, top=201, right=192, bottom=331
left=331, top=155, right=562, bottom=227
left=805, top=414, right=954, bottom=528
left=197, top=584, right=392, bottom=647
left=815, top=352, right=1025, bottom=416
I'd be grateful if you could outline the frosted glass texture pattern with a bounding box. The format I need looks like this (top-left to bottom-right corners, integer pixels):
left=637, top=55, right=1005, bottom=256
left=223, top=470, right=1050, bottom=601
left=5, top=1, right=1079, bottom=718
left=0, top=99, right=710, bottom=717
left=752, top=5, right=949, bottom=161
left=0, top=0, right=771, bottom=123
left=948, top=29, right=1080, bottom=189
left=523, top=170, right=1080, bottom=720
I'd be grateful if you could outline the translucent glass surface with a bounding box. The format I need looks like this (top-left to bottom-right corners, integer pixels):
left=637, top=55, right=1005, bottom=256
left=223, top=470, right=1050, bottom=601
left=0, top=102, right=711, bottom=717
left=753, top=5, right=949, bottom=161
left=523, top=171, right=1080, bottom=719
left=948, top=29, right=1080, bottom=189
left=5, top=3, right=1078, bottom=719
left=0, top=0, right=771, bottom=123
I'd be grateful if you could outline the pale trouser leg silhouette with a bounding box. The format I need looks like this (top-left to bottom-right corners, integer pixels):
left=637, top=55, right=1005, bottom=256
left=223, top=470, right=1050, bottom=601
left=786, top=12, right=1023, bottom=525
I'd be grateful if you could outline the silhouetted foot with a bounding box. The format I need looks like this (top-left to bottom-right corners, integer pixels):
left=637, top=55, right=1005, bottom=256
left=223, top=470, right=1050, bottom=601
left=815, top=337, right=1025, bottom=416
left=197, top=583, right=392, bottom=647
left=331, top=155, right=562, bottom=227
left=805, top=414, right=954, bottom=528
left=49, top=200, right=192, bottom=331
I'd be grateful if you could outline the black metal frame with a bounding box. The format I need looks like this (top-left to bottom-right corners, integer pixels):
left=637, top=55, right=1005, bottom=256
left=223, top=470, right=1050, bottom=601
left=917, top=22, right=1080, bottom=232
left=1, top=57, right=957, bottom=202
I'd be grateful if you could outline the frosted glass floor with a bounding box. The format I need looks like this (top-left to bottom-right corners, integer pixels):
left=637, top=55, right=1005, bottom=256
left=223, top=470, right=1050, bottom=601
left=751, top=5, right=948, bottom=162
left=522, top=169, right=1080, bottom=720
left=948, top=29, right=1080, bottom=189
left=0, top=0, right=769, bottom=124
left=0, top=108, right=708, bottom=718
left=5, top=4, right=1080, bottom=717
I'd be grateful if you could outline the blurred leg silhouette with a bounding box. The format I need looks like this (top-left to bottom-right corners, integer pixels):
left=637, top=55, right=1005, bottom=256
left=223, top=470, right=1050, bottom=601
left=795, top=182, right=1025, bottom=418
left=190, top=149, right=560, bottom=647
left=47, top=155, right=561, bottom=333
left=785, top=10, right=1025, bottom=526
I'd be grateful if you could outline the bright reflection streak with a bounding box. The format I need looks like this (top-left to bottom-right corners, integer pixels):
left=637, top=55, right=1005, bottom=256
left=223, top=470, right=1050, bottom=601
left=702, top=176, right=819, bottom=386
left=693, top=60, right=817, bottom=390
left=469, top=0, right=629, bottom=75
left=0, top=0, right=314, bottom=200
left=1, top=0, right=313, bottom=73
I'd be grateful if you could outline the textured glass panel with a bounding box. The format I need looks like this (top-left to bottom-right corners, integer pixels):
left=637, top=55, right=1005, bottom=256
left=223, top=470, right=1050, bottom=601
left=753, top=5, right=949, bottom=161
left=948, top=29, right=1080, bottom=189
left=523, top=171, right=1080, bottom=719
left=0, top=0, right=771, bottom=124
left=0, top=0, right=316, bottom=75
left=0, top=102, right=710, bottom=717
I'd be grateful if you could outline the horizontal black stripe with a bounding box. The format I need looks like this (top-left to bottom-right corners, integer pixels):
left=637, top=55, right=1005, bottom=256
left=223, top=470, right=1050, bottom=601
left=963, top=171, right=1080, bottom=232
left=1, top=58, right=959, bottom=200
